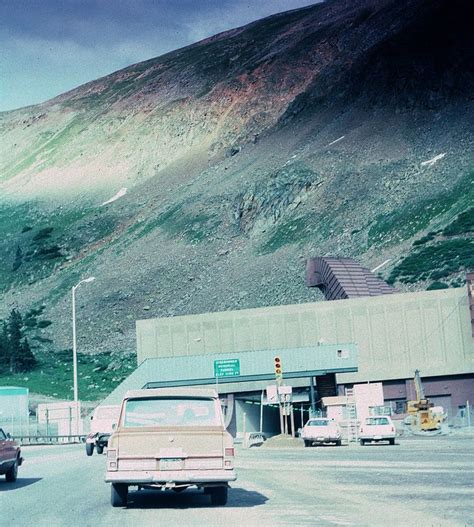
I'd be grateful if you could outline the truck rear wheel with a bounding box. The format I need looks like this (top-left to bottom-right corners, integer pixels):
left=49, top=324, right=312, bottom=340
left=210, top=486, right=228, bottom=506
left=111, top=483, right=128, bottom=507
left=86, top=443, right=94, bottom=456
left=96, top=445, right=104, bottom=454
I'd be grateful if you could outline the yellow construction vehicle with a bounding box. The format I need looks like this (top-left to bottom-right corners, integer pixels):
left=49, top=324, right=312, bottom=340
left=406, top=369, right=445, bottom=432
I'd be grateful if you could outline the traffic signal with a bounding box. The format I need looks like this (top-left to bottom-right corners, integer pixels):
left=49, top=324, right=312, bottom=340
left=274, top=356, right=283, bottom=380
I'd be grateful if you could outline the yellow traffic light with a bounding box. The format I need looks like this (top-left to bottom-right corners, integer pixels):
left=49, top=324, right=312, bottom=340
left=274, top=356, right=283, bottom=377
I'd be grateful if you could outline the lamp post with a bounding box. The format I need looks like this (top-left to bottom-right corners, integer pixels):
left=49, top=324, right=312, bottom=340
left=72, top=276, right=95, bottom=434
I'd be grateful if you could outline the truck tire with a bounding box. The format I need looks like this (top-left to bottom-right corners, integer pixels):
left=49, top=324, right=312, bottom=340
left=5, top=458, right=18, bottom=482
left=111, top=483, right=128, bottom=507
left=96, top=445, right=104, bottom=454
left=389, top=438, right=395, bottom=445
left=210, top=486, right=228, bottom=506
left=304, top=440, right=311, bottom=447
left=359, top=439, right=365, bottom=446
left=86, top=442, right=94, bottom=456
left=335, top=439, right=342, bottom=446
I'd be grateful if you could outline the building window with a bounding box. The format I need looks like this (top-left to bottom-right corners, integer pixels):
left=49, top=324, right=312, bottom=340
left=386, top=399, right=406, bottom=414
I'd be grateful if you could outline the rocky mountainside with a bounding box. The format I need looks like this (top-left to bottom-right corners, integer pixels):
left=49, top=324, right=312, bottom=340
left=0, top=0, right=473, bottom=391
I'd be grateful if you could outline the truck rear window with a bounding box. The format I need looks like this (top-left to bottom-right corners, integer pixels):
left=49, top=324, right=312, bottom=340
left=122, top=397, right=223, bottom=427
left=366, top=417, right=390, bottom=425
left=307, top=420, right=330, bottom=427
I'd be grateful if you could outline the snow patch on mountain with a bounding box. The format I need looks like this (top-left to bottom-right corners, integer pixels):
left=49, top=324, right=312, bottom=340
left=421, top=153, right=446, bottom=167
left=328, top=135, right=345, bottom=146
left=101, top=188, right=128, bottom=206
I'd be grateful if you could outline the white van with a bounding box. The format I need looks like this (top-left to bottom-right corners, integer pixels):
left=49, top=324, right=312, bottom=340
left=86, top=405, right=121, bottom=456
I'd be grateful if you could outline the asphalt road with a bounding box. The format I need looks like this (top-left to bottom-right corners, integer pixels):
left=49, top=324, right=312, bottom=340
left=1, top=436, right=472, bottom=527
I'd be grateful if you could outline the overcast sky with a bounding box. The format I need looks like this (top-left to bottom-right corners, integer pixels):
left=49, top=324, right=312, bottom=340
left=0, top=0, right=319, bottom=112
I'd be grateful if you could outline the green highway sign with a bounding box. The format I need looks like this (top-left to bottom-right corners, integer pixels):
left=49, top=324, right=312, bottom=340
left=214, top=358, right=240, bottom=378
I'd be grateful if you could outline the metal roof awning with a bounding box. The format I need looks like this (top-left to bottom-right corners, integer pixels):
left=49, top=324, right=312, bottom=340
left=143, top=344, right=358, bottom=389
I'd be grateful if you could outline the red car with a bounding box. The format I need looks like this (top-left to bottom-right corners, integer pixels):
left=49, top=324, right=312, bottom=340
left=0, top=428, right=23, bottom=482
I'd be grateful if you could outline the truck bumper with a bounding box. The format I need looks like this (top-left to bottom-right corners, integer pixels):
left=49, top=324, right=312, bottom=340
left=304, top=436, right=340, bottom=443
left=105, top=469, right=236, bottom=485
left=360, top=435, right=395, bottom=441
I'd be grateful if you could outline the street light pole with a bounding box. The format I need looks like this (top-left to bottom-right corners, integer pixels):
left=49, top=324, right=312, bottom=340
left=72, top=276, right=95, bottom=434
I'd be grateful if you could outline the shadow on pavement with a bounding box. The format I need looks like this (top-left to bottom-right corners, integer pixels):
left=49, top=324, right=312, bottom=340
left=307, top=443, right=347, bottom=448
left=126, top=486, right=267, bottom=509
left=360, top=442, right=399, bottom=447
left=0, top=478, right=43, bottom=491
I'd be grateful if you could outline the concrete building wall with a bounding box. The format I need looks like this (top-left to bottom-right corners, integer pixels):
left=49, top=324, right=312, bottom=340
left=137, top=287, right=473, bottom=384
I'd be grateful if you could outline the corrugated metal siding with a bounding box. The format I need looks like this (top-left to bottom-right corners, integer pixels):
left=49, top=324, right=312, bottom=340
left=137, top=287, right=473, bottom=383
left=305, top=257, right=397, bottom=299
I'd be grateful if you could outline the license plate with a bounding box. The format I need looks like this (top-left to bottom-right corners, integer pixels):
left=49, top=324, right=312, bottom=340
left=160, top=458, right=183, bottom=470
left=317, top=437, right=325, bottom=441
left=374, top=436, right=382, bottom=440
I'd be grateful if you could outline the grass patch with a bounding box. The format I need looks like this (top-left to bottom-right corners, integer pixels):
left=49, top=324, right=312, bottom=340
left=443, top=207, right=474, bottom=236
left=259, top=216, right=311, bottom=255
left=136, top=204, right=221, bottom=243
left=427, top=281, right=449, bottom=290
left=389, top=238, right=474, bottom=284
left=368, top=171, right=474, bottom=247
left=0, top=200, right=119, bottom=293
left=0, top=350, right=134, bottom=401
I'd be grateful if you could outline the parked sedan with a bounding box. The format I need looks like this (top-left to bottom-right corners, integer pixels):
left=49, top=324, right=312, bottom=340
left=359, top=416, right=396, bottom=445
left=0, top=428, right=23, bottom=482
left=301, top=418, right=342, bottom=447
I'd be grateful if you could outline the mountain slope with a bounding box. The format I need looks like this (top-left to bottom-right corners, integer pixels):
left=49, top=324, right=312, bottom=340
left=0, top=0, right=472, bottom=394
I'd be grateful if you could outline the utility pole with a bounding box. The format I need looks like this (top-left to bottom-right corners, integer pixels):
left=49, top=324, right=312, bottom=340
left=72, top=276, right=95, bottom=436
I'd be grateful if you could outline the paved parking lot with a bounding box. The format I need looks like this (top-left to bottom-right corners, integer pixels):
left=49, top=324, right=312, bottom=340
left=1, top=435, right=473, bottom=526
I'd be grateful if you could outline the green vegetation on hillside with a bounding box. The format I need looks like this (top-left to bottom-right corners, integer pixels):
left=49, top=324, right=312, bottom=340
left=136, top=203, right=221, bottom=243
left=259, top=215, right=311, bottom=255
left=0, top=309, right=37, bottom=374
left=0, top=300, right=134, bottom=400
left=388, top=201, right=474, bottom=286
left=443, top=207, right=474, bottom=236
left=0, top=202, right=119, bottom=293
left=368, top=171, right=474, bottom=247
left=0, top=349, right=134, bottom=401
left=388, top=238, right=473, bottom=284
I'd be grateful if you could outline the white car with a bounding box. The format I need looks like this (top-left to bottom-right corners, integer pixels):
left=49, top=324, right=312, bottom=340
left=359, top=416, right=396, bottom=445
left=86, top=405, right=121, bottom=456
left=301, top=418, right=342, bottom=447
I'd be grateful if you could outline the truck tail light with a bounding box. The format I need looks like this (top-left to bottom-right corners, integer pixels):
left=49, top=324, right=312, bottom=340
left=107, top=449, right=118, bottom=471
left=224, top=447, right=234, bottom=468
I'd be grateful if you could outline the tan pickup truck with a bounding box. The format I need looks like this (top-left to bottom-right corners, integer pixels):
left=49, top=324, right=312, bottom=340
left=105, top=387, right=236, bottom=507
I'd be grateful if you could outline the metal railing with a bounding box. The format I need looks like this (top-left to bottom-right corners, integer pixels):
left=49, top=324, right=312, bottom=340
left=13, top=434, right=86, bottom=445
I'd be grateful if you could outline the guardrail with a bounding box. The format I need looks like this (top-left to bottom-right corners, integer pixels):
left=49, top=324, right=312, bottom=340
left=14, top=435, right=87, bottom=445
